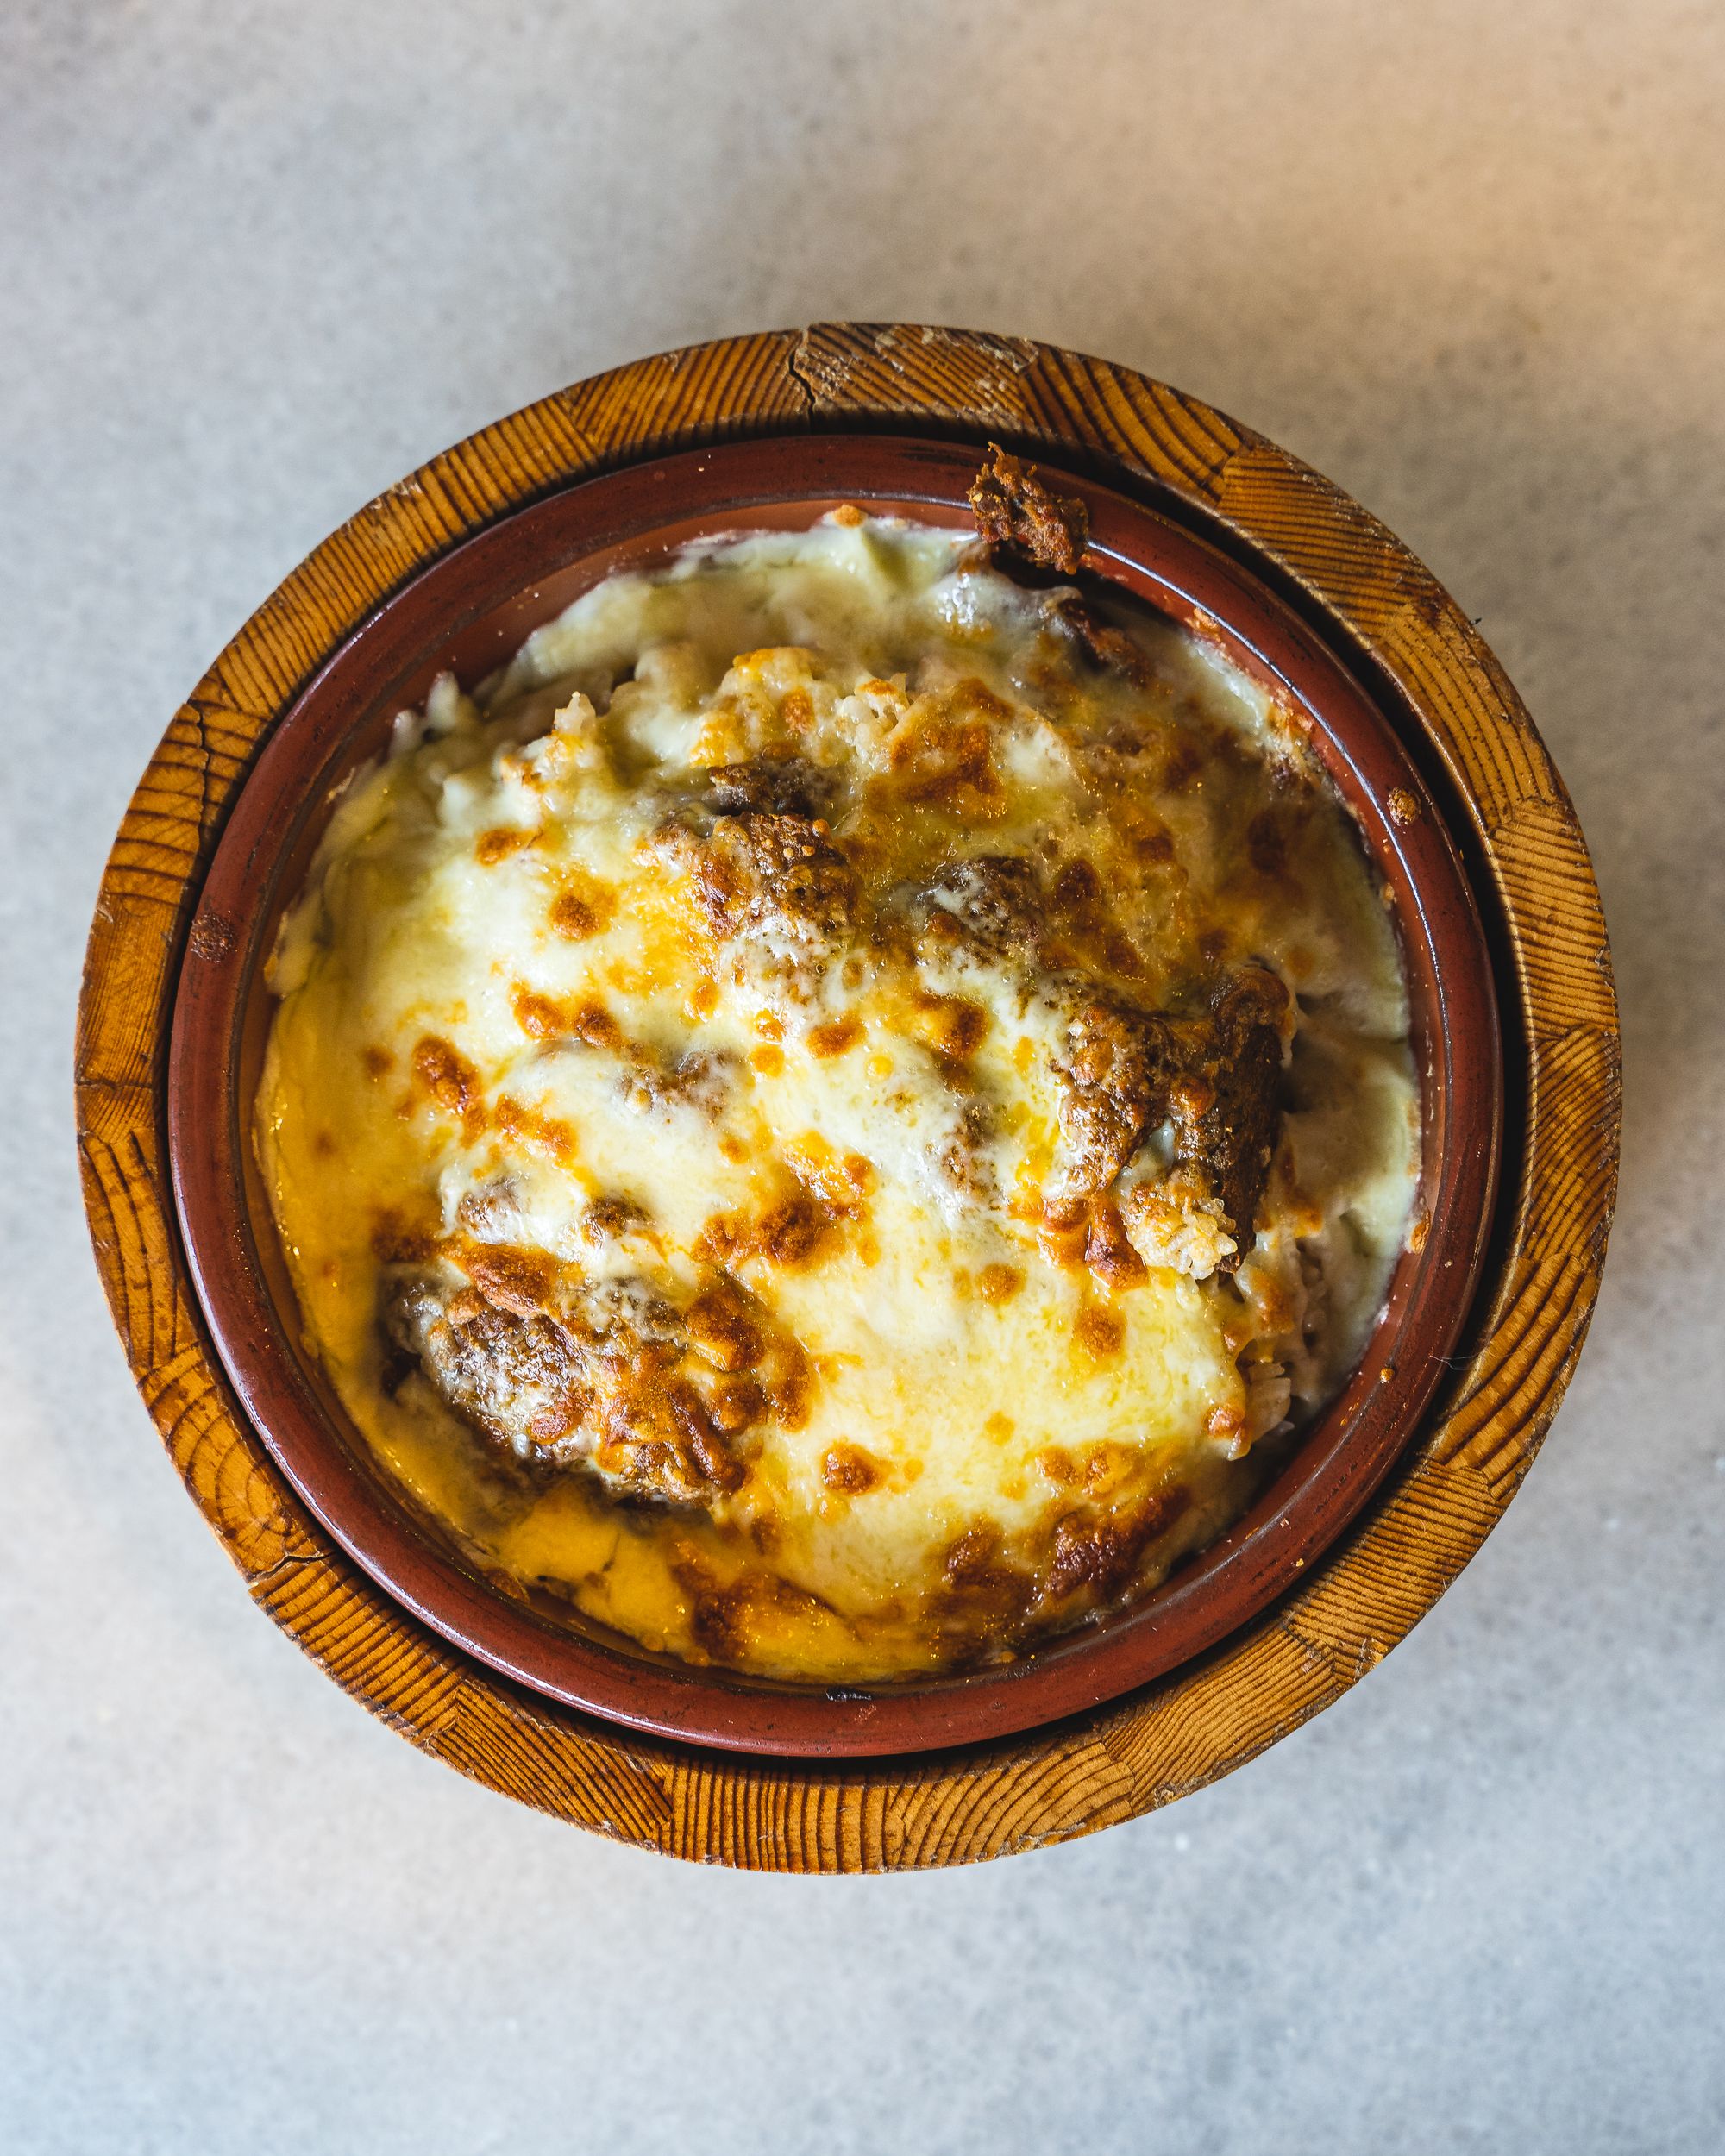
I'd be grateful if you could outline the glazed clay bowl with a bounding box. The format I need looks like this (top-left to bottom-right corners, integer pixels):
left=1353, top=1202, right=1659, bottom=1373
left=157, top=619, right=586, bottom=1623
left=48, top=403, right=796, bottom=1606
left=164, top=429, right=1500, bottom=1758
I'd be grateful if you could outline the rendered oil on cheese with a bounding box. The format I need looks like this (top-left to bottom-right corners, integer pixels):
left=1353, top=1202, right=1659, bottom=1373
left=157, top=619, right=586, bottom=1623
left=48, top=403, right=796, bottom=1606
left=258, top=513, right=1421, bottom=1681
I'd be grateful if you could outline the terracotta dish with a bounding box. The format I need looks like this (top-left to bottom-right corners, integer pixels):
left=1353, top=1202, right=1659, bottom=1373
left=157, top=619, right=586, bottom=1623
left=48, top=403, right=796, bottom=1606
left=166, top=429, right=1496, bottom=1756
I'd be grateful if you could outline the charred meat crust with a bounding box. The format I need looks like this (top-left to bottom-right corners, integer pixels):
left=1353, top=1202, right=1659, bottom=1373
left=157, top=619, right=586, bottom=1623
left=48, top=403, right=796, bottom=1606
left=384, top=1254, right=776, bottom=1508
left=903, top=849, right=1139, bottom=978
left=966, top=446, right=1149, bottom=684
left=915, top=853, right=1044, bottom=962
left=1051, top=968, right=1289, bottom=1262
left=663, top=807, right=856, bottom=975
left=967, top=443, right=1090, bottom=576
left=705, top=753, right=838, bottom=821
left=1168, top=968, right=1290, bottom=1266
left=1046, top=593, right=1151, bottom=684
left=1051, top=992, right=1172, bottom=1207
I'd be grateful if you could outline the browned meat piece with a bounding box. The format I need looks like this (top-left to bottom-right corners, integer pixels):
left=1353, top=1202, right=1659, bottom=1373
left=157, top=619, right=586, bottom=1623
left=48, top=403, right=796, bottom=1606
left=909, top=854, right=1044, bottom=962
left=968, top=443, right=1090, bottom=576
left=689, top=812, right=854, bottom=943
left=389, top=1275, right=592, bottom=1443
left=667, top=811, right=856, bottom=989
left=1049, top=991, right=1172, bottom=1207
left=385, top=1260, right=746, bottom=1507
left=1046, top=593, right=1151, bottom=684
left=1165, top=968, right=1290, bottom=1267
left=706, top=754, right=838, bottom=821
left=1044, top=966, right=1289, bottom=1252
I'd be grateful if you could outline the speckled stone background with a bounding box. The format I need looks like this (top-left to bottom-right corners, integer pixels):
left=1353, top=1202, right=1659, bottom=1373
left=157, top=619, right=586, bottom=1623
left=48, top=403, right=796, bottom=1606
left=5, top=3, right=1721, bottom=2149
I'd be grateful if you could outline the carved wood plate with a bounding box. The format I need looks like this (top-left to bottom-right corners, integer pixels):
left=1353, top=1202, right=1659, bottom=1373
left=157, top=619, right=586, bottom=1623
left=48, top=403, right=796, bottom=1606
left=77, top=326, right=1619, bottom=1866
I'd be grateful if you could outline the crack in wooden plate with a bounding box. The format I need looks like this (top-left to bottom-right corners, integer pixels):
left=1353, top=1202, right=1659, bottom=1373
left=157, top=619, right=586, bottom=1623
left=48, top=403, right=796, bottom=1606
left=76, top=325, right=1620, bottom=1866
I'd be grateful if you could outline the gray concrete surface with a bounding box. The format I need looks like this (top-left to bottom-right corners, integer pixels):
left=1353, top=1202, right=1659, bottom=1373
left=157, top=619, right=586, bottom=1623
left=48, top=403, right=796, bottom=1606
left=3, top=3, right=1721, bottom=2150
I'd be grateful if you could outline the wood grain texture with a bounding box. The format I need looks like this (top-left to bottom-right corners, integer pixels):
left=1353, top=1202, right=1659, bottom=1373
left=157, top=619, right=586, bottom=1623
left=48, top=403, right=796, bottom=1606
left=76, top=325, right=1620, bottom=1868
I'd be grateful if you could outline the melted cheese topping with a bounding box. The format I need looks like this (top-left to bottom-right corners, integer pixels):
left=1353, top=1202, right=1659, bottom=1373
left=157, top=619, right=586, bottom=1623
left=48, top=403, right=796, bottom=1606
left=259, top=516, right=1420, bottom=1681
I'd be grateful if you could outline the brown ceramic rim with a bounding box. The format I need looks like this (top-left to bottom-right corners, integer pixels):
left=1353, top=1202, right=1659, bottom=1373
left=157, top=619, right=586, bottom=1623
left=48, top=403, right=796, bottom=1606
left=166, top=431, right=1500, bottom=1758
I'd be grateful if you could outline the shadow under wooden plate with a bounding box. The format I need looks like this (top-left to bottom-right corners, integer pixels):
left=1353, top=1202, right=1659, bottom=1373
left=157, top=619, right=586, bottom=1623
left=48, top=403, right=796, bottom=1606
left=76, top=326, right=1620, bottom=1865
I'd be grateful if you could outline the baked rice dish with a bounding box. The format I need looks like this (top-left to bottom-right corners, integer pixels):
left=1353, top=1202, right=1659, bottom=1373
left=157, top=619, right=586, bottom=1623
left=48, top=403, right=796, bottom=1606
left=257, top=452, right=1421, bottom=1682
